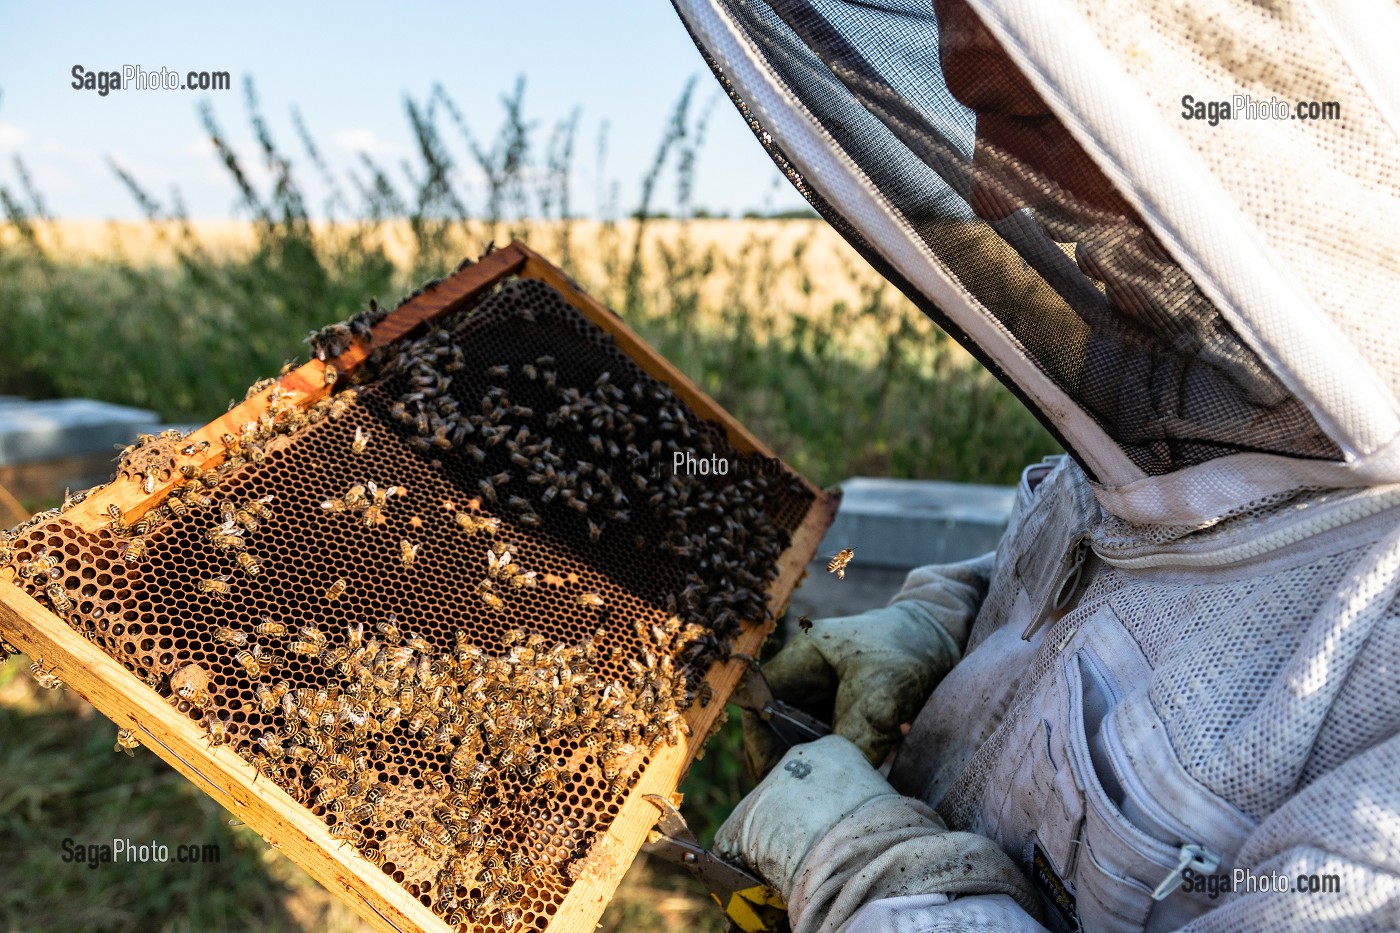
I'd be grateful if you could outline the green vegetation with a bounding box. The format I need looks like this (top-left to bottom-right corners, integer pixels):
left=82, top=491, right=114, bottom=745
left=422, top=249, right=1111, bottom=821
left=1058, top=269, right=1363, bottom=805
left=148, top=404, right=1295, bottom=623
left=0, top=75, right=1057, bottom=931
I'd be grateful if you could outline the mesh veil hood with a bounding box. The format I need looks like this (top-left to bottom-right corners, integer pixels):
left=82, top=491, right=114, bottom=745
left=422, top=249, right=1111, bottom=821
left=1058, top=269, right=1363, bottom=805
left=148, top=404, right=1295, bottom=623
left=671, top=0, right=1400, bottom=525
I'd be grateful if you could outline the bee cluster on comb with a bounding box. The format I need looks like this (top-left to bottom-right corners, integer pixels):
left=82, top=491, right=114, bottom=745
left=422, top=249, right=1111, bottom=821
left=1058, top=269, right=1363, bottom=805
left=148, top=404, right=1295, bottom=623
left=0, top=271, right=818, bottom=931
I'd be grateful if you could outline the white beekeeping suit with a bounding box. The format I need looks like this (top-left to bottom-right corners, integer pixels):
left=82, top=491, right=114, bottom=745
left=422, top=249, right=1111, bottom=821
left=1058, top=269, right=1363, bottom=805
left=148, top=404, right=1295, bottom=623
left=669, top=0, right=1400, bottom=930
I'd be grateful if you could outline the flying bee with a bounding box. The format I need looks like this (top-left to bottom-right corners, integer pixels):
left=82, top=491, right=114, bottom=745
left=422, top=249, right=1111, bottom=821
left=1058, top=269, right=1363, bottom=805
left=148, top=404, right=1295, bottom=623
left=827, top=547, right=856, bottom=581
left=323, top=578, right=348, bottom=602
left=29, top=657, right=63, bottom=690
left=798, top=615, right=814, bottom=633
left=45, top=582, right=74, bottom=615
left=114, top=727, right=139, bottom=757
left=351, top=426, right=369, bottom=454
left=576, top=592, right=605, bottom=610
left=198, top=575, right=233, bottom=600
left=118, top=536, right=147, bottom=564
left=235, top=550, right=263, bottom=577
left=399, top=539, right=419, bottom=568
left=214, top=626, right=248, bottom=647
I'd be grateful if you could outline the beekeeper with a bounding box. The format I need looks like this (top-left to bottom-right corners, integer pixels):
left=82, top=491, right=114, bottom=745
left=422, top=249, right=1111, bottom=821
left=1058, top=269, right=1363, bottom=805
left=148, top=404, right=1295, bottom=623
left=669, top=0, right=1400, bottom=929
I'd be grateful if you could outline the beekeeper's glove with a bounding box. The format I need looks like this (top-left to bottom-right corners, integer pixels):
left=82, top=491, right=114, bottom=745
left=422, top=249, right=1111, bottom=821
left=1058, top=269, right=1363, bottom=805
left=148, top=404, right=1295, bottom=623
left=743, top=553, right=992, bottom=778
left=716, top=735, right=899, bottom=897
left=715, top=736, right=1042, bottom=928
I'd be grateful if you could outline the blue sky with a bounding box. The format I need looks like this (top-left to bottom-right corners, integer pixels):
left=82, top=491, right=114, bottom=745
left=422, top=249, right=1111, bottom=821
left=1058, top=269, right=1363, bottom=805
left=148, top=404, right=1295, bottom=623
left=0, top=2, right=808, bottom=220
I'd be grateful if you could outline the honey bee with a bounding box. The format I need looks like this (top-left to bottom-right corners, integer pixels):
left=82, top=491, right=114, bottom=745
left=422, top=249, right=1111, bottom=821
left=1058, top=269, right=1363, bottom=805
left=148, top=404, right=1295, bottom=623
left=112, top=727, right=140, bottom=756
left=244, top=494, right=274, bottom=519
left=207, top=520, right=245, bottom=552
left=105, top=503, right=130, bottom=537
left=254, top=616, right=286, bottom=637
left=235, top=550, right=263, bottom=577
left=177, top=683, right=213, bottom=711
left=413, top=832, right=444, bottom=859
left=343, top=484, right=368, bottom=512
left=205, top=714, right=233, bottom=748
left=324, top=363, right=339, bottom=387
left=509, top=570, right=538, bottom=589
left=214, top=626, right=248, bottom=647
left=235, top=645, right=274, bottom=678
left=487, top=549, right=513, bottom=580
left=45, top=582, right=74, bottom=615
left=399, top=539, right=419, bottom=568
left=476, top=579, right=505, bottom=612
left=198, top=575, right=233, bottom=599
left=376, top=616, right=402, bottom=643
left=576, top=592, right=605, bottom=610
left=233, top=506, right=262, bottom=534
left=827, top=547, right=856, bottom=580
left=323, top=578, right=348, bottom=601
left=346, top=802, right=378, bottom=823
left=291, top=624, right=327, bottom=657
left=351, top=426, right=370, bottom=454
left=181, top=439, right=211, bottom=457
left=29, top=657, right=63, bottom=690
left=798, top=615, right=814, bottom=633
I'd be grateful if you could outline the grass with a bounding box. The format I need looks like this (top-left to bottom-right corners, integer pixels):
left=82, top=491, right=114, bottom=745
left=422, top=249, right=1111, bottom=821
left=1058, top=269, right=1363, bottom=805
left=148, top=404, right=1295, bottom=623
left=0, top=74, right=1058, bottom=931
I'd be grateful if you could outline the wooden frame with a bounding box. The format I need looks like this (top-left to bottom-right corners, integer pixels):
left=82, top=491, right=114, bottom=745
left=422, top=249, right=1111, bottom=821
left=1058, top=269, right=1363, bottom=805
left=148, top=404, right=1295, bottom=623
left=0, top=241, right=838, bottom=933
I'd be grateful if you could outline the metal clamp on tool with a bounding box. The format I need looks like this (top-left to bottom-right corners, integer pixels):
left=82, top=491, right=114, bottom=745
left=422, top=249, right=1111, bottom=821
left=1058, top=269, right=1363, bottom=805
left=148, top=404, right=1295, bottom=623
left=731, top=663, right=831, bottom=750
left=642, top=794, right=790, bottom=933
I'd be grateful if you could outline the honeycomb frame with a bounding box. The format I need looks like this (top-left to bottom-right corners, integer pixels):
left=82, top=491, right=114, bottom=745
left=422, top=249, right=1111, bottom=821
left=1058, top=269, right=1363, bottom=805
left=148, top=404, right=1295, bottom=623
left=0, top=242, right=838, bottom=933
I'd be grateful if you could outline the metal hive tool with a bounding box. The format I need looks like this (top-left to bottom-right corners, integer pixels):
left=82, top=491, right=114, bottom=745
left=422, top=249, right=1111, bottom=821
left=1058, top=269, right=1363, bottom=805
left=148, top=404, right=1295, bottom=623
left=0, top=243, right=838, bottom=933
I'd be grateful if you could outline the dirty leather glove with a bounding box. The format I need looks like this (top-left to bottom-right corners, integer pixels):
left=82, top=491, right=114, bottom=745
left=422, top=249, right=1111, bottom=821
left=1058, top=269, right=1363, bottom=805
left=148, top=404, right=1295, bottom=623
left=715, top=735, right=896, bottom=899
left=744, top=600, right=962, bottom=779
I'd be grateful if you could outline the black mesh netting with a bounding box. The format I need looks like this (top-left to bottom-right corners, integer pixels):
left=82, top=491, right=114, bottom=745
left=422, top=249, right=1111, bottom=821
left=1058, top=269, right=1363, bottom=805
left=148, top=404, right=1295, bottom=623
left=676, top=0, right=1341, bottom=476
